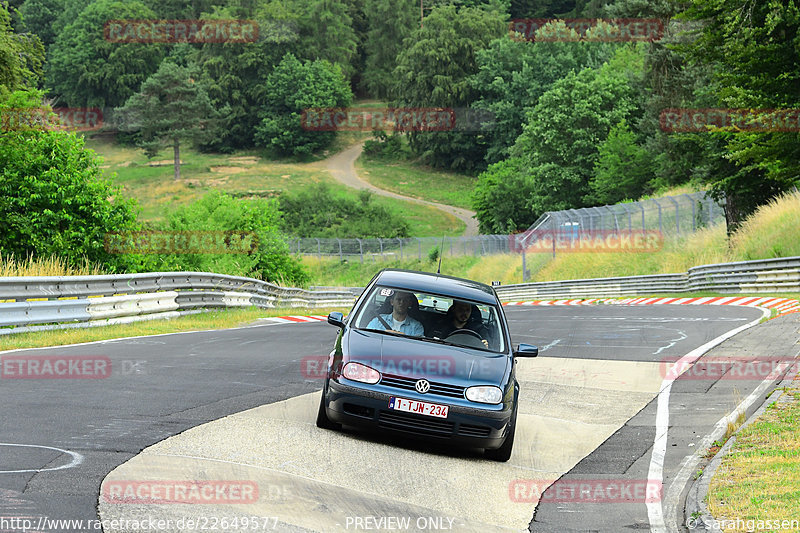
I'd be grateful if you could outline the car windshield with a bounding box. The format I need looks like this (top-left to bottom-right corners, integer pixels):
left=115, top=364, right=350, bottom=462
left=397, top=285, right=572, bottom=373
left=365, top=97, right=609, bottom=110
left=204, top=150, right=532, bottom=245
left=353, top=285, right=505, bottom=353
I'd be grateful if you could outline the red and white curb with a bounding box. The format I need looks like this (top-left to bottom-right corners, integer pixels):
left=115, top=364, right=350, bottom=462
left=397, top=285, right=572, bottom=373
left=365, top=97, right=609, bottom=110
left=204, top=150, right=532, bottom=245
left=260, top=297, right=800, bottom=324
left=503, top=296, right=800, bottom=318
left=262, top=315, right=328, bottom=324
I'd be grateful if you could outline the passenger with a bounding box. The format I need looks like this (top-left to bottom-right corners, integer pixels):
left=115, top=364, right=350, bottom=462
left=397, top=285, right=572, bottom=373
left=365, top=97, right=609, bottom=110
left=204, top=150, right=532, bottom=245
left=367, top=290, right=424, bottom=336
left=430, top=300, right=489, bottom=348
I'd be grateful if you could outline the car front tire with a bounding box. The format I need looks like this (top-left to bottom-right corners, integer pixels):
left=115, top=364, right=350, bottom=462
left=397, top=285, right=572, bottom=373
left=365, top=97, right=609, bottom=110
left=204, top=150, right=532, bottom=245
left=316, top=389, right=341, bottom=430
left=485, top=405, right=516, bottom=462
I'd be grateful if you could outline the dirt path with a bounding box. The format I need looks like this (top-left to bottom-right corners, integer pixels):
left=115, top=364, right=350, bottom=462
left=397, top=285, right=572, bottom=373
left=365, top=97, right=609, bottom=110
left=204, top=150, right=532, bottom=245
left=321, top=143, right=479, bottom=236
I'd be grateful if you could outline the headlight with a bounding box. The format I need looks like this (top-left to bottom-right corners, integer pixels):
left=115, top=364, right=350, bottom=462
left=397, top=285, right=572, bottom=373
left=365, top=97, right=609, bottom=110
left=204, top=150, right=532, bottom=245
left=342, top=362, right=381, bottom=384
left=465, top=385, right=503, bottom=404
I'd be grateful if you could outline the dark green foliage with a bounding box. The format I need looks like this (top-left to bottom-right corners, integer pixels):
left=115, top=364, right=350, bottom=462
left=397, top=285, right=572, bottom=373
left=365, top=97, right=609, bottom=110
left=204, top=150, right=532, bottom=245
left=363, top=131, right=410, bottom=160
left=46, top=0, right=165, bottom=108
left=0, top=2, right=43, bottom=92
left=17, top=0, right=62, bottom=47
left=147, top=191, right=310, bottom=284
left=676, top=0, right=800, bottom=229
left=471, top=31, right=616, bottom=165
left=0, top=90, right=140, bottom=269
left=297, top=0, right=359, bottom=81
left=589, top=119, right=653, bottom=204
left=254, top=53, right=352, bottom=156
left=278, top=184, right=410, bottom=238
left=391, top=5, right=507, bottom=171
left=192, top=3, right=301, bottom=151
left=471, top=157, right=539, bottom=233
left=361, top=0, right=416, bottom=99
left=511, top=46, right=646, bottom=212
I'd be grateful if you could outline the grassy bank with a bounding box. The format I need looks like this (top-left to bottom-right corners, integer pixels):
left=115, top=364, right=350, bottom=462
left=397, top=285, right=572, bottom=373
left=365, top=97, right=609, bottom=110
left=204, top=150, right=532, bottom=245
left=84, top=136, right=464, bottom=236
left=533, top=190, right=800, bottom=282
left=301, top=190, right=800, bottom=286
left=0, top=306, right=351, bottom=351
left=356, top=155, right=477, bottom=210
left=706, top=381, right=800, bottom=531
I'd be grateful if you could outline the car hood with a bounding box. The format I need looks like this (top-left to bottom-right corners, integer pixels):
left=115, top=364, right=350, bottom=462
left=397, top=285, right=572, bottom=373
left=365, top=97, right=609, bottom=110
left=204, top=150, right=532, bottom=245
left=346, top=329, right=509, bottom=384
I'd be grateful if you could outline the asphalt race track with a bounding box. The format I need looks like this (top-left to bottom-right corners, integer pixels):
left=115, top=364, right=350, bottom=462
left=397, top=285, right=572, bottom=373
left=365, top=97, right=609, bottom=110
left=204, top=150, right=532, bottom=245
left=3, top=304, right=795, bottom=533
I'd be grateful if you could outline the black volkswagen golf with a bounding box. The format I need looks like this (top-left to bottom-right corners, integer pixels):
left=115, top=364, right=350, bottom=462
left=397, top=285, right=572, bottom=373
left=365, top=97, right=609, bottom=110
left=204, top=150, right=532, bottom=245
left=316, top=269, right=538, bottom=461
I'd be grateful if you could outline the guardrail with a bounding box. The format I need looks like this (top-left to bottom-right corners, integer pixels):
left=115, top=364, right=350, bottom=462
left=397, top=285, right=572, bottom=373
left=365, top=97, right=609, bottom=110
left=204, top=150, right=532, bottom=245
left=495, top=256, right=800, bottom=301
left=0, top=272, right=357, bottom=335
left=1, top=256, right=798, bottom=335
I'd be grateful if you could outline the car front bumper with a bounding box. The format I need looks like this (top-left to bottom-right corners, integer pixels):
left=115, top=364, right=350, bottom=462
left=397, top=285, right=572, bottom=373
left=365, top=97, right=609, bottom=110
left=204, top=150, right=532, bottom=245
left=324, top=379, right=514, bottom=449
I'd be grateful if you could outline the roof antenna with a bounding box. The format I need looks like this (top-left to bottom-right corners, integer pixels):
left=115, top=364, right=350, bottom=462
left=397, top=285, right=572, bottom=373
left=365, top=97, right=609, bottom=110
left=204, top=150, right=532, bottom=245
left=436, top=234, right=445, bottom=274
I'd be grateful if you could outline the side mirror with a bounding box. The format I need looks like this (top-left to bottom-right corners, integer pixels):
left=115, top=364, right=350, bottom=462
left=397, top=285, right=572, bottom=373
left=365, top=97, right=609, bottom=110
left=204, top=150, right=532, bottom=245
left=327, top=312, right=345, bottom=329
left=513, top=343, right=538, bottom=358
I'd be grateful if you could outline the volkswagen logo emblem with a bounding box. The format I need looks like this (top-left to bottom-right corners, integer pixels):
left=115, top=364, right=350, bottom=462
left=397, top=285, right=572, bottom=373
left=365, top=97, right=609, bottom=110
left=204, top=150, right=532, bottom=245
left=415, top=379, right=430, bottom=393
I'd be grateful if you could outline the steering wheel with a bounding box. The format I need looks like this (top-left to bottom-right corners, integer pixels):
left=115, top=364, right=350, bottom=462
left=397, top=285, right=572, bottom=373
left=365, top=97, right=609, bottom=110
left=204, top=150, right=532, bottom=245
left=445, top=328, right=483, bottom=340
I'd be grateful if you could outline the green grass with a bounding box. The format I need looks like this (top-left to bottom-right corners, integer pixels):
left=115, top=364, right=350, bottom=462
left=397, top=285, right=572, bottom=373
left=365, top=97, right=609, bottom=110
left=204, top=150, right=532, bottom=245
left=303, top=253, right=528, bottom=287
left=357, top=154, right=478, bottom=209
left=83, top=135, right=464, bottom=236
left=0, top=306, right=351, bottom=351
left=707, top=386, right=800, bottom=531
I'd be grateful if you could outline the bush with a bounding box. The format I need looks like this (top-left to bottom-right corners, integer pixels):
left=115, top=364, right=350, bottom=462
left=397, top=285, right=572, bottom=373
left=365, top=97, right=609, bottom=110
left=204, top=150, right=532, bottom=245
left=363, top=130, right=409, bottom=160
left=125, top=191, right=309, bottom=285
left=278, top=183, right=410, bottom=238
left=0, top=90, right=139, bottom=271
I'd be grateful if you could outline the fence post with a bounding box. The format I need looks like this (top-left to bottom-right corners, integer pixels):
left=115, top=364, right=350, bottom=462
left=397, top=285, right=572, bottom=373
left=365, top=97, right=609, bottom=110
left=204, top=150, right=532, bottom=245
left=667, top=196, right=680, bottom=233
left=337, top=238, right=342, bottom=261
left=316, top=238, right=321, bottom=258
left=398, top=238, right=403, bottom=260
left=683, top=193, right=697, bottom=231
left=357, top=238, right=364, bottom=263
left=378, top=238, right=383, bottom=260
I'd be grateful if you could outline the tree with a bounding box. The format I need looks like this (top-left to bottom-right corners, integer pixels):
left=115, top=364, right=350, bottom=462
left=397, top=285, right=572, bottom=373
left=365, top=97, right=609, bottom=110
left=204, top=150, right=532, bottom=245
left=589, top=119, right=653, bottom=204
left=254, top=53, right=352, bottom=156
left=0, top=2, right=43, bottom=92
left=361, top=0, right=416, bottom=99
left=510, top=46, right=645, bottom=213
left=471, top=27, right=616, bottom=165
left=676, top=0, right=800, bottom=231
left=17, top=0, right=62, bottom=47
left=297, top=0, right=359, bottom=81
left=193, top=1, right=301, bottom=151
left=46, top=0, right=165, bottom=108
left=391, top=4, right=507, bottom=170
left=115, top=61, right=225, bottom=181
left=0, top=90, right=139, bottom=269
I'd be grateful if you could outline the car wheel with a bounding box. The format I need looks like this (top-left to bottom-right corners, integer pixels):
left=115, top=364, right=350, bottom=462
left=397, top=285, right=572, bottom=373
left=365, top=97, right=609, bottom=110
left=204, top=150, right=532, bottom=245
left=316, top=390, right=341, bottom=430
left=485, top=405, right=517, bottom=462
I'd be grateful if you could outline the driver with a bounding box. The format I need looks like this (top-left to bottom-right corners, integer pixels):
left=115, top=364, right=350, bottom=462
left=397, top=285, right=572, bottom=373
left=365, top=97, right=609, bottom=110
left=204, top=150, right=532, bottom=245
left=430, top=300, right=489, bottom=348
left=366, top=290, right=424, bottom=336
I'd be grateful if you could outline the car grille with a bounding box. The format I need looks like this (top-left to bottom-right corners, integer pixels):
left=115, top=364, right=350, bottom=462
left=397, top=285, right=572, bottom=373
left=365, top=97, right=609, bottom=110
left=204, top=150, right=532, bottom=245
left=378, top=410, right=454, bottom=436
left=380, top=374, right=465, bottom=399
left=458, top=423, right=492, bottom=437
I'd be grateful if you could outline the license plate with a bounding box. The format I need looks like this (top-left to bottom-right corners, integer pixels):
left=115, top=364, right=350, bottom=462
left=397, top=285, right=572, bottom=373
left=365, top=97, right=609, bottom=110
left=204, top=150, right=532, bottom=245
left=388, top=397, right=449, bottom=418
